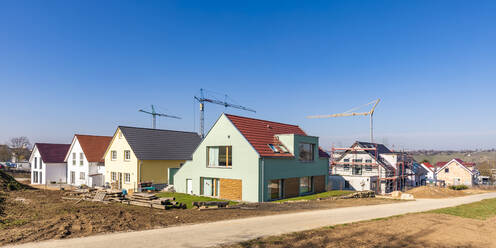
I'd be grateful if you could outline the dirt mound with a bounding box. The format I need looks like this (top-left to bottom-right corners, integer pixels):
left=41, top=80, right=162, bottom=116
left=406, top=186, right=467, bottom=198
left=0, top=170, right=31, bottom=191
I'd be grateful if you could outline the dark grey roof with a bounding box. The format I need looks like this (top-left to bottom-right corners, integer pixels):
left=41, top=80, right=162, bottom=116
left=119, top=126, right=201, bottom=160
left=336, top=141, right=395, bottom=171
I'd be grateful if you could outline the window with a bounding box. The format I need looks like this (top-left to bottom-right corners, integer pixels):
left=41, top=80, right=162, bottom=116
left=111, top=172, right=117, bottom=181
left=80, top=172, right=85, bottom=180
left=79, top=153, right=84, bottom=165
left=365, top=159, right=372, bottom=164
left=353, top=159, right=363, bottom=163
left=445, top=168, right=449, bottom=173
left=118, top=131, right=123, bottom=139
left=111, top=151, right=117, bottom=161
left=39, top=172, right=42, bottom=183
left=268, top=144, right=279, bottom=153
left=124, top=173, right=130, bottom=183
left=72, top=152, right=76, bottom=165
left=344, top=159, right=350, bottom=170
left=353, top=166, right=362, bottom=175
left=299, top=176, right=313, bottom=194
left=34, top=157, right=37, bottom=169
left=33, top=171, right=38, bottom=183
left=39, top=159, right=42, bottom=169
left=124, top=150, right=131, bottom=161
left=344, top=180, right=350, bottom=189
left=365, top=165, right=372, bottom=171
left=207, top=146, right=232, bottom=167
left=299, top=143, right=315, bottom=162
left=269, top=179, right=282, bottom=200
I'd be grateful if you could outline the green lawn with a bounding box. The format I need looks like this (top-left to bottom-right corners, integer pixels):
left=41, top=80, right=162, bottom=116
left=155, top=192, right=238, bottom=209
left=431, top=198, right=496, bottom=220
left=274, top=190, right=354, bottom=203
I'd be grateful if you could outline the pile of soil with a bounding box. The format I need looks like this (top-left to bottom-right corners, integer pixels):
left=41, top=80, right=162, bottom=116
left=406, top=186, right=467, bottom=198
left=0, top=190, right=395, bottom=246
left=0, top=170, right=31, bottom=191
left=225, top=213, right=496, bottom=248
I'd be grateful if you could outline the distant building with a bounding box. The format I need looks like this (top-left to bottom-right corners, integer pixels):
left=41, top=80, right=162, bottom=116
left=435, top=159, right=479, bottom=186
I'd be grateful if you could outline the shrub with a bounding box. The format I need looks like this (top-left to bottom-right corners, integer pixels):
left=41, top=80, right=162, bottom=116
left=449, top=185, right=468, bottom=190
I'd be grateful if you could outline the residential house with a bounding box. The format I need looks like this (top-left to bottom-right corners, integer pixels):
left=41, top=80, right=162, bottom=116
left=103, top=126, right=201, bottom=192
left=173, top=114, right=330, bottom=202
left=64, top=134, right=112, bottom=187
left=29, top=143, right=70, bottom=184
left=329, top=141, right=416, bottom=194
left=419, top=162, right=436, bottom=183
left=435, top=158, right=479, bottom=186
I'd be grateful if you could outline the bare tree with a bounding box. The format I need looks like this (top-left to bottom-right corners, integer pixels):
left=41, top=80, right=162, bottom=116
left=9, top=137, right=31, bottom=162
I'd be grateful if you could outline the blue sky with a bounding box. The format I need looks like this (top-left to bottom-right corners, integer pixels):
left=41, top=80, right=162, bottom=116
left=1, top=0, right=495, bottom=150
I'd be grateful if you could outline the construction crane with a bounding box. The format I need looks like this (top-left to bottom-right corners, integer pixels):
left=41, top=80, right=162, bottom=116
left=194, top=88, right=256, bottom=138
left=139, top=105, right=181, bottom=129
left=307, top=99, right=381, bottom=143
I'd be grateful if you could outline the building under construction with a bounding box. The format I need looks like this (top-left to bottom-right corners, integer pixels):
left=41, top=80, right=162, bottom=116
left=329, top=141, right=417, bottom=194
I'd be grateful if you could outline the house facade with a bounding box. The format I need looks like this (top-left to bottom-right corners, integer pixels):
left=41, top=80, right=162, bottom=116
left=329, top=141, right=417, bottom=194
left=173, top=114, right=329, bottom=202
left=435, top=159, right=479, bottom=186
left=64, top=134, right=112, bottom=187
left=420, top=162, right=436, bottom=183
left=29, top=143, right=70, bottom=185
left=103, top=126, right=201, bottom=192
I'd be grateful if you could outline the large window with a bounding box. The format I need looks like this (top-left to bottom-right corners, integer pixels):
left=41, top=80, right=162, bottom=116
left=80, top=172, right=85, bottom=180
left=34, top=157, right=37, bottom=169
left=111, top=151, right=117, bottom=161
left=269, top=179, right=282, bottom=200
left=111, top=172, right=117, bottom=181
left=299, top=176, right=313, bottom=194
left=299, top=143, right=315, bottom=162
left=124, top=150, right=131, bottom=161
left=124, top=173, right=130, bottom=183
left=79, top=153, right=84, bottom=166
left=353, top=166, right=362, bottom=175
left=207, top=146, right=232, bottom=167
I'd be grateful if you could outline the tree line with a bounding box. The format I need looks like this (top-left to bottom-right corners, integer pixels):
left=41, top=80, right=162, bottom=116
left=0, top=137, right=31, bottom=162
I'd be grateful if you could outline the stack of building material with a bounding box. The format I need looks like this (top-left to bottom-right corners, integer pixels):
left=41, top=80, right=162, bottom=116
left=193, top=201, right=230, bottom=210
left=126, top=193, right=186, bottom=210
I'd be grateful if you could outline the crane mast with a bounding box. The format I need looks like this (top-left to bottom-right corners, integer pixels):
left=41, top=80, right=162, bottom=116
left=195, top=88, right=256, bottom=138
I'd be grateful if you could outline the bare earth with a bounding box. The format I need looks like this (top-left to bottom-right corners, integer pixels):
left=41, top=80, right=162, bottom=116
left=224, top=213, right=496, bottom=248
left=0, top=189, right=393, bottom=246
left=406, top=186, right=494, bottom=199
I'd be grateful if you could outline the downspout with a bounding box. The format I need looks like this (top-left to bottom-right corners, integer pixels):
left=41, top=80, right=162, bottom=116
left=261, top=157, right=265, bottom=202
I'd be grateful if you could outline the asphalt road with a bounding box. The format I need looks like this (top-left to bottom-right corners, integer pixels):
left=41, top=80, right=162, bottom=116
left=7, top=192, right=496, bottom=248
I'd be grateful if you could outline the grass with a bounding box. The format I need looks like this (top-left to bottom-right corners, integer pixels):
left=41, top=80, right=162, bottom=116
left=155, top=192, right=238, bottom=209
left=431, top=198, right=496, bottom=220
left=273, top=190, right=353, bottom=203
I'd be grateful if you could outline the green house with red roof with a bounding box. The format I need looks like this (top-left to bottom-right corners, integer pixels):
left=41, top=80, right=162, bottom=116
left=173, top=113, right=329, bottom=202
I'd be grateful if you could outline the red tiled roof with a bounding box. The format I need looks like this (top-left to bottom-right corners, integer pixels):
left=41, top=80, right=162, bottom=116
left=75, top=135, right=113, bottom=163
left=225, top=114, right=329, bottom=158
left=436, top=159, right=476, bottom=168
left=422, top=162, right=434, bottom=168
left=36, top=143, right=71, bottom=163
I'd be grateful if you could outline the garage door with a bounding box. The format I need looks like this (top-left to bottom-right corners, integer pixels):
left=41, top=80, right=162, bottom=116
left=220, top=178, right=242, bottom=201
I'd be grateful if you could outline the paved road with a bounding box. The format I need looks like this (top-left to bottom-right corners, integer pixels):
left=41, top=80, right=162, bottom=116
left=8, top=192, right=496, bottom=248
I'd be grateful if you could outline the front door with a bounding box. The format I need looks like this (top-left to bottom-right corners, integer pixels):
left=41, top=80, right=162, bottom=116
left=118, top=173, right=123, bottom=189
left=186, top=179, right=193, bottom=194
left=203, top=178, right=213, bottom=196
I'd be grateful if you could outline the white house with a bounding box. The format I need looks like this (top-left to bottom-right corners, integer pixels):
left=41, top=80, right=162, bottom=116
left=30, top=143, right=70, bottom=185
left=64, top=134, right=112, bottom=187
left=420, top=162, right=436, bottom=182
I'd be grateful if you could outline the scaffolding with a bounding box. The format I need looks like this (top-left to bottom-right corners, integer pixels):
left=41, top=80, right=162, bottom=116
left=330, top=144, right=414, bottom=194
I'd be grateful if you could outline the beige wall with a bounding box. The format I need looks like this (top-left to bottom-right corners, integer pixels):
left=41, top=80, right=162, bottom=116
left=104, top=128, right=187, bottom=191
left=436, top=161, right=474, bottom=186
left=140, top=160, right=184, bottom=184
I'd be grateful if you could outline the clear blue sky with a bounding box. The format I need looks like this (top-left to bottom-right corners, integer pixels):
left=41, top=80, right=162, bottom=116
left=1, top=0, right=495, bottom=150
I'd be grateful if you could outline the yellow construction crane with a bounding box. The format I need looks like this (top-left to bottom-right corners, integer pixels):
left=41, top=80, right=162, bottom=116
left=307, top=99, right=380, bottom=143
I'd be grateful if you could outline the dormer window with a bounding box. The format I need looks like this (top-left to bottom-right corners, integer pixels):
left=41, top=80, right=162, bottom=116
left=268, top=144, right=279, bottom=153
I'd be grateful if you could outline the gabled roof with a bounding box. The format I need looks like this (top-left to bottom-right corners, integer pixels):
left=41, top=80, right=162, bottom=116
left=435, top=158, right=475, bottom=175
left=34, top=143, right=71, bottom=163
left=225, top=114, right=329, bottom=158
left=420, top=162, right=435, bottom=172
left=336, top=141, right=395, bottom=171
left=118, top=126, right=201, bottom=160
left=435, top=158, right=476, bottom=168
left=66, top=135, right=112, bottom=163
